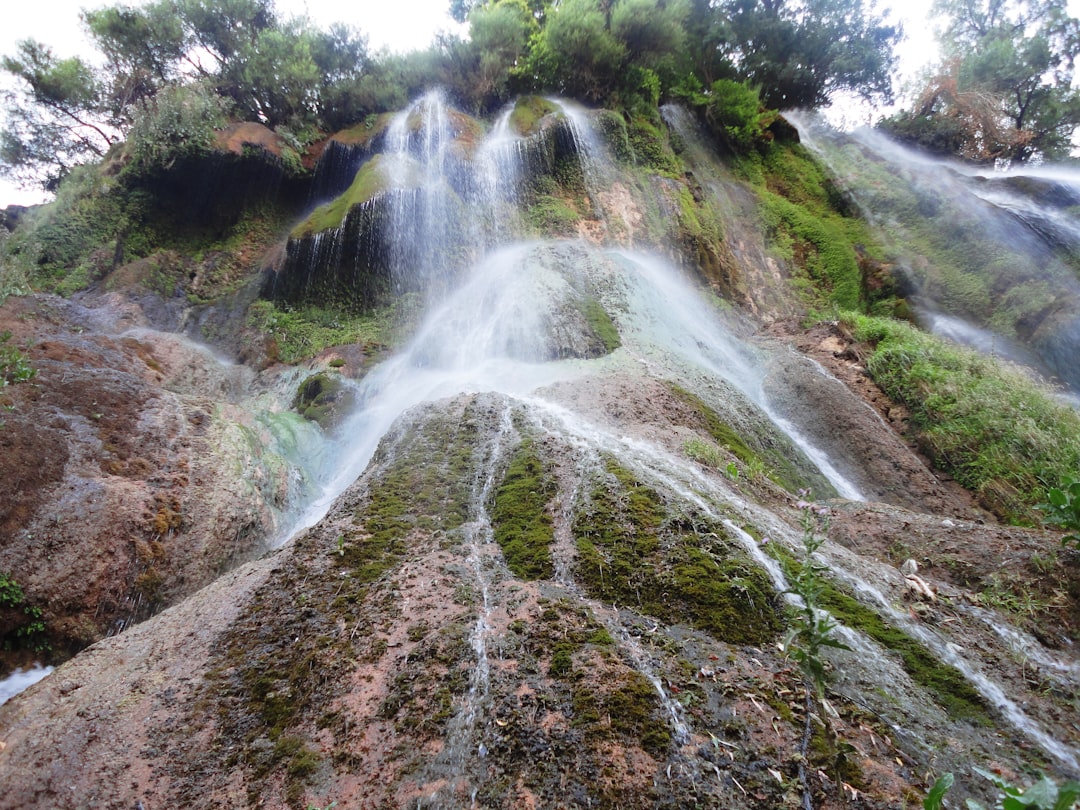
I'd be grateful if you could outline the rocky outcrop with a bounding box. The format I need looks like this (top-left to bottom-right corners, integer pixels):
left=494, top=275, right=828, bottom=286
left=0, top=294, right=314, bottom=663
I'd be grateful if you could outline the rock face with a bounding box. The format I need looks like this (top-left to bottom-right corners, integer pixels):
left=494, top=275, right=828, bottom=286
left=0, top=293, right=314, bottom=660
left=2, top=93, right=1080, bottom=810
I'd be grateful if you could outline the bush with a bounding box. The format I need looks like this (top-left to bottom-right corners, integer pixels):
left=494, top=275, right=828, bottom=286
left=126, top=83, right=231, bottom=171
left=0, top=330, right=35, bottom=386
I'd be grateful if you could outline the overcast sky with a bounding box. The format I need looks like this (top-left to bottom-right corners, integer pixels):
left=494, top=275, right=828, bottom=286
left=0, top=0, right=963, bottom=207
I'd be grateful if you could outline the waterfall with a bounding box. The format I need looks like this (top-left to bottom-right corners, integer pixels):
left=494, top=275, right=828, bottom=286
left=787, top=113, right=1080, bottom=395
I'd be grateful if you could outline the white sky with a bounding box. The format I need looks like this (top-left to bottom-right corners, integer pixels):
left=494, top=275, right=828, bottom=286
left=0, top=0, right=1048, bottom=207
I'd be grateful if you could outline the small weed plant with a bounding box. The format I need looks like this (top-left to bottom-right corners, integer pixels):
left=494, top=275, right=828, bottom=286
left=0, top=331, right=35, bottom=386
left=1040, top=477, right=1080, bottom=549
left=925, top=769, right=1079, bottom=810
left=0, top=572, right=48, bottom=652
left=784, top=492, right=850, bottom=697
left=777, top=491, right=851, bottom=810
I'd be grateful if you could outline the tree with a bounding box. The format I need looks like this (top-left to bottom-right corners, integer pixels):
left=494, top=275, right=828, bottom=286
left=523, top=0, right=626, bottom=101
left=718, top=0, right=900, bottom=109
left=0, top=40, right=116, bottom=189
left=884, top=0, right=1080, bottom=163
left=468, top=0, right=538, bottom=106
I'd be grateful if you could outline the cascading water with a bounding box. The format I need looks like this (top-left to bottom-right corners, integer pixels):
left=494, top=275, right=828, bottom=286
left=787, top=113, right=1080, bottom=395
left=11, top=92, right=1070, bottom=806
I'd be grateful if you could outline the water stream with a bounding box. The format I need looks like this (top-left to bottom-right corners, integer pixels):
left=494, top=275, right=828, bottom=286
left=176, top=92, right=1080, bottom=786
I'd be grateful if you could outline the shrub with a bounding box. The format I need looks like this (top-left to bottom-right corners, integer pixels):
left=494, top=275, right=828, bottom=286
left=0, top=330, right=35, bottom=386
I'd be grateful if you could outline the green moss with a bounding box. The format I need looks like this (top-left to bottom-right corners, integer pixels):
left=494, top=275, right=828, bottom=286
left=594, top=110, right=633, bottom=162
left=770, top=544, right=990, bottom=724
left=330, top=113, right=392, bottom=147
left=759, top=191, right=862, bottom=311
left=571, top=671, right=673, bottom=756
left=341, top=406, right=481, bottom=582
left=490, top=437, right=556, bottom=579
left=525, top=194, right=581, bottom=236
left=580, top=297, right=621, bottom=354
left=843, top=312, right=1080, bottom=523
left=510, top=96, right=561, bottom=137
left=665, top=382, right=819, bottom=494
left=627, top=117, right=681, bottom=176
left=573, top=456, right=782, bottom=645
left=292, top=154, right=403, bottom=238
left=293, top=372, right=354, bottom=428
left=549, top=642, right=575, bottom=678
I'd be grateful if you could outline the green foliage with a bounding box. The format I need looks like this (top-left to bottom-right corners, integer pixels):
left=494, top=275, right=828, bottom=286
left=845, top=313, right=1080, bottom=523
left=1, top=39, right=115, bottom=188
left=705, top=79, right=769, bottom=154
left=0, top=331, right=35, bottom=386
left=769, top=540, right=990, bottom=722
left=925, top=772, right=954, bottom=810
left=716, top=0, right=900, bottom=109
left=247, top=300, right=391, bottom=364
left=888, top=0, right=1080, bottom=162
left=782, top=495, right=851, bottom=696
left=125, top=82, right=230, bottom=170
left=524, top=194, right=581, bottom=236
left=1040, top=477, right=1080, bottom=549
left=968, top=768, right=1080, bottom=810
left=932, top=769, right=1080, bottom=810
left=0, top=571, right=48, bottom=652
left=523, top=0, right=626, bottom=102
left=490, top=437, right=556, bottom=579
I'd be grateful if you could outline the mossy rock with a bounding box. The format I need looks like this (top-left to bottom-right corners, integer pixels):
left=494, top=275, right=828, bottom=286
left=292, top=154, right=413, bottom=238
left=510, top=96, right=562, bottom=137
left=573, top=456, right=783, bottom=646
left=293, top=372, right=355, bottom=429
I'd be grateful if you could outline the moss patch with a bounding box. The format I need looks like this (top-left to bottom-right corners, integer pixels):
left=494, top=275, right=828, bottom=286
left=573, top=456, right=782, bottom=645
left=490, top=437, right=556, bottom=579
left=293, top=372, right=354, bottom=428
left=665, top=382, right=821, bottom=494
left=580, top=296, right=621, bottom=354
left=292, top=154, right=400, bottom=238
left=510, top=96, right=561, bottom=137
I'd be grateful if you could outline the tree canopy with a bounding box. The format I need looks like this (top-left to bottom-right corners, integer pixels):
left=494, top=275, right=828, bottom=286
left=1, top=0, right=907, bottom=187
left=882, top=0, right=1080, bottom=163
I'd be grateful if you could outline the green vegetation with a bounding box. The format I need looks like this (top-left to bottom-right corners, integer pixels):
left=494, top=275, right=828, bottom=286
left=490, top=437, right=556, bottom=579
left=580, top=297, right=621, bottom=354
left=666, top=382, right=826, bottom=494
left=844, top=312, right=1080, bottom=523
left=929, top=769, right=1080, bottom=810
left=769, top=542, right=990, bottom=723
left=749, top=144, right=876, bottom=312
left=884, top=0, right=1080, bottom=163
left=0, top=572, right=48, bottom=652
left=0, top=331, right=35, bottom=386
left=248, top=300, right=392, bottom=364
left=570, top=671, right=673, bottom=756
left=573, top=455, right=782, bottom=645
left=293, top=372, right=354, bottom=428
left=1040, top=477, right=1080, bottom=548
left=509, top=96, right=560, bottom=137
left=291, top=155, right=396, bottom=238
left=782, top=496, right=850, bottom=696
